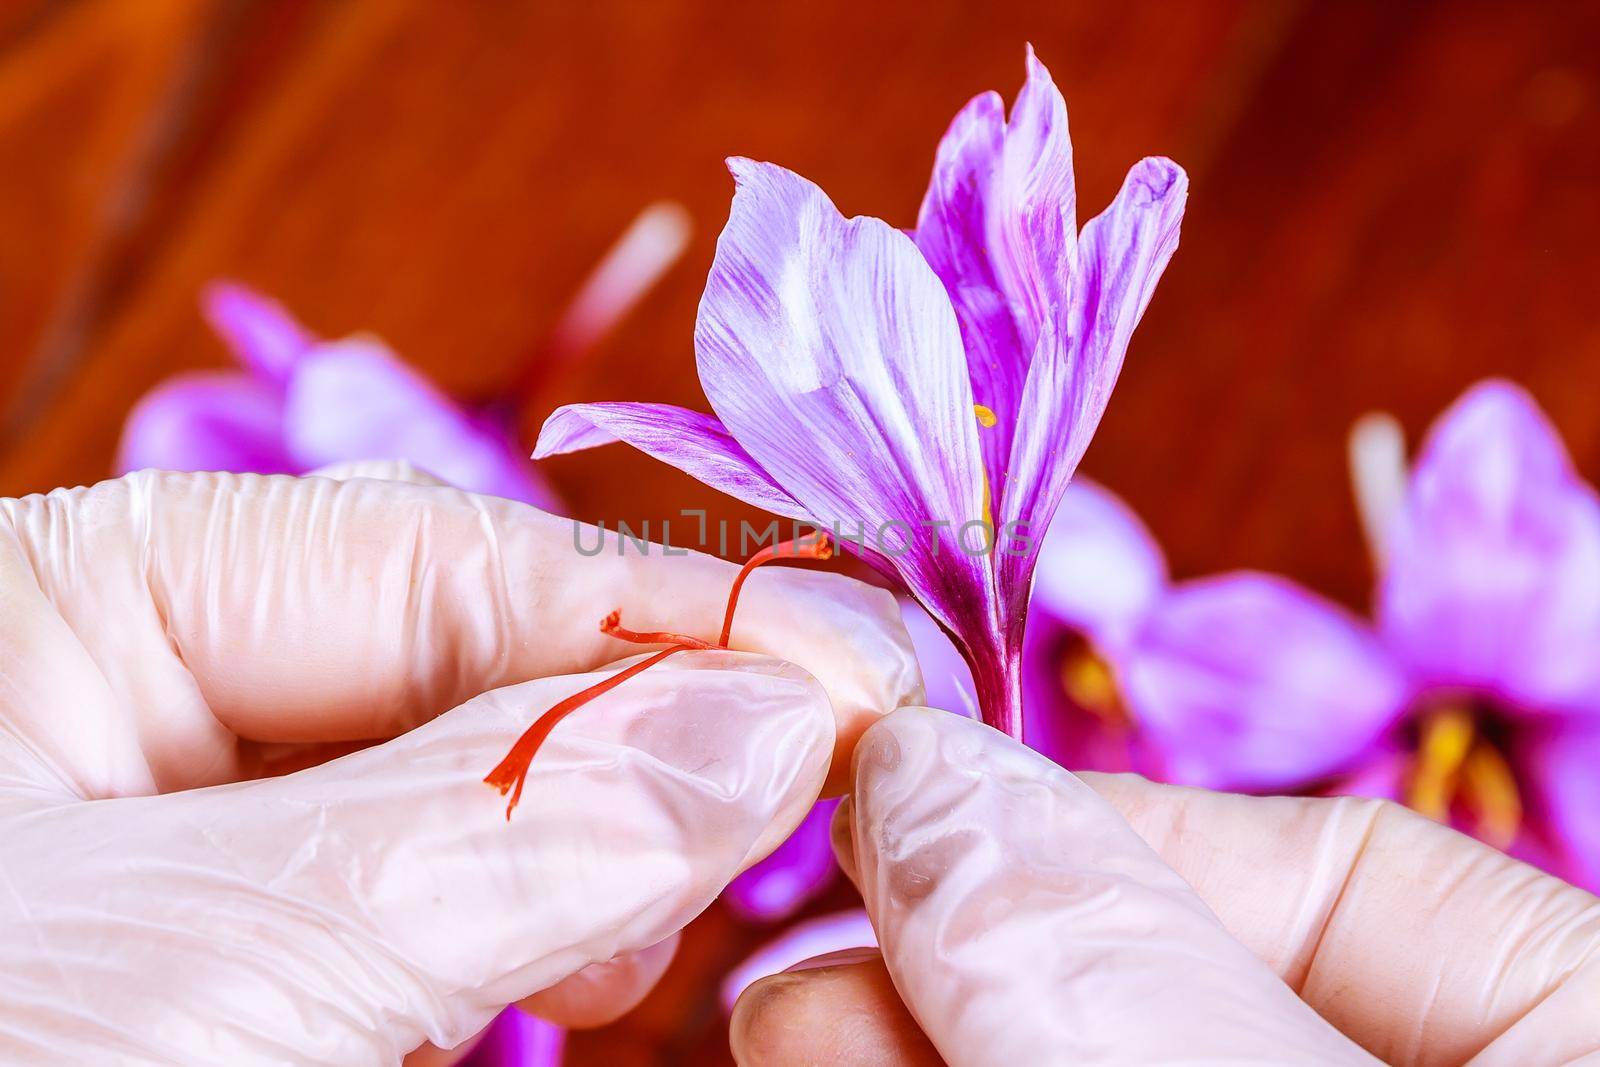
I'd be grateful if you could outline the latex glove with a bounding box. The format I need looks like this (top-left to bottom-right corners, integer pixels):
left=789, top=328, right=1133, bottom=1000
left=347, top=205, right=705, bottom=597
left=732, top=708, right=1600, bottom=1066
left=0, top=466, right=920, bottom=1066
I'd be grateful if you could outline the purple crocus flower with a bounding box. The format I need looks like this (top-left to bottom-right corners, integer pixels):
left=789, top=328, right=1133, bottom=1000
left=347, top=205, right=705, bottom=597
left=724, top=797, right=843, bottom=922
left=118, top=283, right=560, bottom=507
left=457, top=1010, right=564, bottom=1067
left=1009, top=384, right=1600, bottom=890
left=535, top=49, right=1188, bottom=737
left=117, top=204, right=690, bottom=510
left=1012, top=477, right=1405, bottom=789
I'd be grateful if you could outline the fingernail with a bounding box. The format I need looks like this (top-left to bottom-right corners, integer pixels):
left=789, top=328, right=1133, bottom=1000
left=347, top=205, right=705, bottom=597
left=783, top=947, right=880, bottom=973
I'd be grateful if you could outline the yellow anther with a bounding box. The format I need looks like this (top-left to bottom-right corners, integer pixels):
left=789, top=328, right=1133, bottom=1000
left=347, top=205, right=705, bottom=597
left=1060, top=649, right=1130, bottom=730
left=1462, top=744, right=1522, bottom=849
left=973, top=405, right=998, bottom=527
left=1406, top=706, right=1474, bottom=822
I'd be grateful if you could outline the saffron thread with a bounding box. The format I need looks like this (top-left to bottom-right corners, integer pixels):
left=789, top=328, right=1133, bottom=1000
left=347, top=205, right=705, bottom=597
left=485, top=535, right=834, bottom=818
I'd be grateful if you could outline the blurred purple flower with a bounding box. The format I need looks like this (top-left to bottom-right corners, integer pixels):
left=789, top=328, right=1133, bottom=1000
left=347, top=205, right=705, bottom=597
left=1003, top=383, right=1600, bottom=889
left=117, top=204, right=691, bottom=510
left=118, top=283, right=560, bottom=507
left=535, top=48, right=1187, bottom=739
left=457, top=1009, right=564, bottom=1067
left=724, top=797, right=842, bottom=922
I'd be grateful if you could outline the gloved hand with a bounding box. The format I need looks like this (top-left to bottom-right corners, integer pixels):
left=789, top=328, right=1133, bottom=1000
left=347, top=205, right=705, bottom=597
left=0, top=464, right=920, bottom=1066
left=732, top=708, right=1600, bottom=1066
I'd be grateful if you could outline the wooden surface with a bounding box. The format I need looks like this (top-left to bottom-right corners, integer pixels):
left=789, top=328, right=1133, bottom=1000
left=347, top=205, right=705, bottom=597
left=3, top=2, right=1599, bottom=1061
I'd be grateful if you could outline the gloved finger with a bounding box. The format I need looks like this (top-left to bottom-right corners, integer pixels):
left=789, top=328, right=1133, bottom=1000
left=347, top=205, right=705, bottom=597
left=515, top=933, right=679, bottom=1028
left=828, top=794, right=858, bottom=886
left=1077, top=772, right=1600, bottom=1067
left=400, top=1026, right=489, bottom=1067
left=234, top=464, right=448, bottom=784
left=730, top=952, right=941, bottom=1067
left=847, top=708, right=1377, bottom=1066
left=304, top=458, right=451, bottom=487
left=1, top=652, right=831, bottom=1065
left=0, top=470, right=918, bottom=798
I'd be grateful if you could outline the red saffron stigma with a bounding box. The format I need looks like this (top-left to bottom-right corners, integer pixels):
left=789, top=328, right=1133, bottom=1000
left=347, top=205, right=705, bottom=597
left=600, top=610, right=717, bottom=650
left=485, top=534, right=834, bottom=818
left=719, top=534, right=833, bottom=647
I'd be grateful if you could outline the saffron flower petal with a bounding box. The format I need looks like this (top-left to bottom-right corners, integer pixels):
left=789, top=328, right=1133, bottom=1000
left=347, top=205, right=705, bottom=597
left=1324, top=743, right=1409, bottom=802
left=1030, top=479, right=1168, bottom=653
left=899, top=599, right=979, bottom=718
left=201, top=281, right=317, bottom=383
left=535, top=401, right=809, bottom=521
left=283, top=338, right=559, bottom=509
left=1124, top=573, right=1409, bottom=791
left=1379, top=380, right=1600, bottom=717
left=1516, top=722, right=1600, bottom=891
left=119, top=283, right=561, bottom=509
left=914, top=45, right=1075, bottom=483
left=458, top=1008, right=564, bottom=1067
left=116, top=372, right=296, bottom=476
left=996, top=157, right=1187, bottom=578
left=694, top=158, right=1004, bottom=705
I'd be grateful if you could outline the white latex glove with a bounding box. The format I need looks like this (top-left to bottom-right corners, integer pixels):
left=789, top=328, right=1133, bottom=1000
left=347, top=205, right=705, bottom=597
left=732, top=708, right=1600, bottom=1066
left=0, top=466, right=920, bottom=1066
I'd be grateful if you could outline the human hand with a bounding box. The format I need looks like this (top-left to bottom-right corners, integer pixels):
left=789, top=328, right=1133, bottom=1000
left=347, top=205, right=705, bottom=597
left=732, top=708, right=1600, bottom=1065
left=0, top=464, right=919, bottom=1066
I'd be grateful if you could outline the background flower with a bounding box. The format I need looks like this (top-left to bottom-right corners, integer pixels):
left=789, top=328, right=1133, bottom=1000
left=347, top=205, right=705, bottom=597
left=116, top=203, right=689, bottom=510
left=1004, top=382, right=1600, bottom=890
left=118, top=282, right=561, bottom=506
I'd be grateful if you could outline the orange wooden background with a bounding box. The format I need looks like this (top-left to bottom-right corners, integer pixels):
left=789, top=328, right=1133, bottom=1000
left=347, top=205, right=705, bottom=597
left=2, top=2, right=1598, bottom=1062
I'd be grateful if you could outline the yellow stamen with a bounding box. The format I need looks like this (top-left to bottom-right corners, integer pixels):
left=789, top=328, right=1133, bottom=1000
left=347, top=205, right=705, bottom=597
left=1060, top=650, right=1129, bottom=731
left=973, top=405, right=997, bottom=529
left=1406, top=706, right=1474, bottom=822
left=1462, top=744, right=1522, bottom=849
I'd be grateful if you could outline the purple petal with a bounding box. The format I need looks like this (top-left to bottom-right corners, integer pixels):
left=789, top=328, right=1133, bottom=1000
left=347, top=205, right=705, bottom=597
left=1021, top=610, right=1156, bottom=775
left=1123, top=573, right=1408, bottom=791
left=913, top=46, right=1075, bottom=485
left=724, top=797, right=842, bottom=922
left=1321, top=743, right=1407, bottom=802
left=284, top=339, right=559, bottom=509
left=696, top=159, right=1003, bottom=719
left=995, top=157, right=1186, bottom=591
left=900, top=599, right=978, bottom=717
left=1379, top=381, right=1600, bottom=717
left=457, top=1008, right=564, bottom=1067
left=116, top=371, right=295, bottom=476
left=719, top=909, right=877, bottom=1013
left=1515, top=721, right=1600, bottom=891
left=535, top=402, right=809, bottom=522
left=202, top=282, right=318, bottom=383
left=1030, top=479, right=1167, bottom=652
